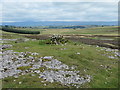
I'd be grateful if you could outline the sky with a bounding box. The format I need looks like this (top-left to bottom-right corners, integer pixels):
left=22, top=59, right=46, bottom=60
left=0, top=0, right=118, bottom=22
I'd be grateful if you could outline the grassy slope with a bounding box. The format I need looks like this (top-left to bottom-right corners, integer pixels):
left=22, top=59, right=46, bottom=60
left=1, top=26, right=119, bottom=88
left=3, top=38, right=118, bottom=88
left=1, top=26, right=118, bottom=35
left=38, top=26, right=118, bottom=35
left=7, top=26, right=118, bottom=35
left=61, top=26, right=118, bottom=35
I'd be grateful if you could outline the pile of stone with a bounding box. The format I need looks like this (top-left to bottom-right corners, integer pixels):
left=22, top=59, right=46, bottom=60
left=50, top=35, right=68, bottom=45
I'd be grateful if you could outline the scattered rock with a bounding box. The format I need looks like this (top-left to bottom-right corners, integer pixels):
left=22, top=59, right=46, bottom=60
left=40, top=70, right=91, bottom=87
left=1, top=44, right=12, bottom=49
left=60, top=48, right=67, bottom=50
left=108, top=56, right=115, bottom=59
left=76, top=52, right=80, bottom=55
left=0, top=49, right=91, bottom=88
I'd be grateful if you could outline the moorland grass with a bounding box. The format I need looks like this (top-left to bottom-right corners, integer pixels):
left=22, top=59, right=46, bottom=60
left=1, top=26, right=119, bottom=88
left=3, top=39, right=118, bottom=88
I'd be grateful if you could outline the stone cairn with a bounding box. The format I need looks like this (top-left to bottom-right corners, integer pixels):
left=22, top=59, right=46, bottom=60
left=50, top=35, right=68, bottom=45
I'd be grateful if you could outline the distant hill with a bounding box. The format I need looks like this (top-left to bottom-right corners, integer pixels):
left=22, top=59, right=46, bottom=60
left=1, top=21, right=118, bottom=27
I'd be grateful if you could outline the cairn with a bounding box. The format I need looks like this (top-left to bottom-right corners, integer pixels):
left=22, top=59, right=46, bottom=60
left=50, top=35, right=68, bottom=45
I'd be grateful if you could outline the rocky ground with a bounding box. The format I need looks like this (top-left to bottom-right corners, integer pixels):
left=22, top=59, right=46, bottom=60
left=0, top=37, right=119, bottom=88
left=0, top=38, right=92, bottom=88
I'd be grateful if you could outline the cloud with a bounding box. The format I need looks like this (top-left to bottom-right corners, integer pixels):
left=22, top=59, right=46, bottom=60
left=0, top=3, right=2, bottom=24
left=1, top=2, right=118, bottom=22
left=1, top=0, right=119, bottom=2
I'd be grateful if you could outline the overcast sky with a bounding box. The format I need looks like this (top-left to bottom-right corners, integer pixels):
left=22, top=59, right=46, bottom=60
left=1, top=1, right=118, bottom=22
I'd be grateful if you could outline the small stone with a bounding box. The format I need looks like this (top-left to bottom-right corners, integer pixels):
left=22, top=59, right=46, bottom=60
left=84, top=69, right=86, bottom=72
left=31, top=74, right=35, bottom=76
left=43, top=56, right=53, bottom=60
left=44, top=83, right=46, bottom=86
left=76, top=52, right=80, bottom=55
left=41, top=81, right=44, bottom=83
left=25, top=47, right=29, bottom=49
left=100, top=65, right=103, bottom=67
left=19, top=82, right=22, bottom=84
left=14, top=76, right=18, bottom=78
